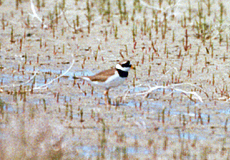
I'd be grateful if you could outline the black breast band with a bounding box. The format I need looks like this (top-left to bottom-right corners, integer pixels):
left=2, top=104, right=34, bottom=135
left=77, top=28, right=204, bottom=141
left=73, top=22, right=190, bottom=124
left=116, top=69, right=128, bottom=78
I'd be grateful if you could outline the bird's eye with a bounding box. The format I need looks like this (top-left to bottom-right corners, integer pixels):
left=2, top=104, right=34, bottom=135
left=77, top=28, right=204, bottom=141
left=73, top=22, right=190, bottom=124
left=121, top=61, right=131, bottom=67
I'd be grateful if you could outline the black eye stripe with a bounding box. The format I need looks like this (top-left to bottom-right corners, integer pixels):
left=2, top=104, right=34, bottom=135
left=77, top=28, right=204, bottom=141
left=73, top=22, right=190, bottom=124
left=121, top=61, right=131, bottom=67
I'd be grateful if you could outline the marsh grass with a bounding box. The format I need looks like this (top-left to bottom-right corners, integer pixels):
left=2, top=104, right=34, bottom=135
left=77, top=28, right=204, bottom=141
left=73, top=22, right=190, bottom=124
left=0, top=110, right=65, bottom=160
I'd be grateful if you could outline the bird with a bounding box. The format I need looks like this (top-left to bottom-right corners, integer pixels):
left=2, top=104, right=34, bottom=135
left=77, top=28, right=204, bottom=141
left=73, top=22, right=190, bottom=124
left=74, top=60, right=134, bottom=105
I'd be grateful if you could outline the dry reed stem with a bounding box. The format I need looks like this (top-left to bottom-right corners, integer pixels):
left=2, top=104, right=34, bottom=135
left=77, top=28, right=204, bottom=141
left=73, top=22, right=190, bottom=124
left=62, top=8, right=103, bottom=32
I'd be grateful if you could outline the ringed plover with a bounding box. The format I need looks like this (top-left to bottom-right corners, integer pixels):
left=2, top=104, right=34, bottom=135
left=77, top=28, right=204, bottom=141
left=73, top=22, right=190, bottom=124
left=74, top=60, right=134, bottom=105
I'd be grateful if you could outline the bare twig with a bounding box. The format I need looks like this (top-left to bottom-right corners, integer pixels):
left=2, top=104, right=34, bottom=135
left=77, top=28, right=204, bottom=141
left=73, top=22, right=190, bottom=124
left=62, top=9, right=73, bottom=29
left=34, top=54, right=75, bottom=90
left=173, top=88, right=203, bottom=102
left=0, top=54, right=75, bottom=93
left=0, top=70, right=39, bottom=88
left=29, top=0, right=63, bottom=29
left=140, top=0, right=183, bottom=22
left=29, top=0, right=48, bottom=28
left=139, top=0, right=161, bottom=11
left=122, top=82, right=206, bottom=103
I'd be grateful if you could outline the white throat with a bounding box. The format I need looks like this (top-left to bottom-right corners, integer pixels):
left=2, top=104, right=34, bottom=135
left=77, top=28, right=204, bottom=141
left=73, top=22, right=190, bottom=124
left=116, top=64, right=130, bottom=72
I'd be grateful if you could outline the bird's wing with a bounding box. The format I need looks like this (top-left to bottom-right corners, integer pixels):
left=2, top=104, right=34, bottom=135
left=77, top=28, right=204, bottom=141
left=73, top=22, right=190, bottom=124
left=88, top=68, right=116, bottom=82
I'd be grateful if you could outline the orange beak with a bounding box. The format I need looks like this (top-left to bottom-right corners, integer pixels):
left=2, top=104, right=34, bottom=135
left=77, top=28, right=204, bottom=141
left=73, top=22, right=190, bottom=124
left=131, top=65, right=135, bottom=70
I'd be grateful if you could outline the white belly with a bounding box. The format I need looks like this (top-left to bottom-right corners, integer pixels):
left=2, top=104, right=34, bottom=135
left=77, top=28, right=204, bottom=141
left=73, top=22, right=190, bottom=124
left=82, top=72, right=127, bottom=89
left=104, top=74, right=126, bottom=88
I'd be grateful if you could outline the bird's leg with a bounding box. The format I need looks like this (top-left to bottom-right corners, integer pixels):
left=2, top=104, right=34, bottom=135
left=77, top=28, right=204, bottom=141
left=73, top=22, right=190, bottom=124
left=104, top=89, right=110, bottom=105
